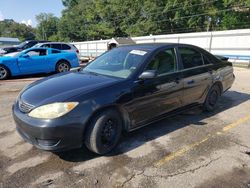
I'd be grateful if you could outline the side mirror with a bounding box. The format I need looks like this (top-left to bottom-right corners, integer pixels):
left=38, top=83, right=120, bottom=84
left=21, top=54, right=29, bottom=58
left=138, top=70, right=156, bottom=80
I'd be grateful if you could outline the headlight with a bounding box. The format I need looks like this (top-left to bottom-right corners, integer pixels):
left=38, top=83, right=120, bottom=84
left=28, top=102, right=79, bottom=119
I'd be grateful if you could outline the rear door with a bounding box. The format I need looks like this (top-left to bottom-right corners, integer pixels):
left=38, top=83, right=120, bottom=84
left=45, top=49, right=63, bottom=70
left=18, top=49, right=48, bottom=74
left=126, top=47, right=183, bottom=127
left=177, top=46, right=213, bottom=105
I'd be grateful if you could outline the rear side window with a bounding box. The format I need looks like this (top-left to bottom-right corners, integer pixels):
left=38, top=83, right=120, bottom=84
left=61, top=44, right=71, bottom=50
left=51, top=44, right=62, bottom=50
left=204, top=52, right=220, bottom=64
left=179, top=47, right=204, bottom=69
left=202, top=55, right=211, bottom=65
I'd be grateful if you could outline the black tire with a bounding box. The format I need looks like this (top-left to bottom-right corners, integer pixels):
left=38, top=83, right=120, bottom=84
left=84, top=109, right=123, bottom=155
left=56, top=60, right=71, bottom=73
left=203, top=84, right=221, bottom=112
left=0, top=65, right=10, bottom=80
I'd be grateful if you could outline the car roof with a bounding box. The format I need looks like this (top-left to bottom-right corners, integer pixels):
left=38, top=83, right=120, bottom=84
left=24, top=47, right=62, bottom=52
left=36, top=42, right=71, bottom=45
left=119, top=43, right=202, bottom=51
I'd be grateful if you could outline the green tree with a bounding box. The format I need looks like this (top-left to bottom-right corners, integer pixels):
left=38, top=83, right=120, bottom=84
left=36, top=13, right=60, bottom=40
left=0, top=19, right=35, bottom=41
left=53, top=0, right=250, bottom=41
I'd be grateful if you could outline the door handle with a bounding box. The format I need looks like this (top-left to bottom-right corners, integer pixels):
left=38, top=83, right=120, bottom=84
left=187, top=80, right=195, bottom=84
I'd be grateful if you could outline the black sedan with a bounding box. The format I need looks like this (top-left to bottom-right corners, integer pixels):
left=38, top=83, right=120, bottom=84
left=13, top=43, right=235, bottom=154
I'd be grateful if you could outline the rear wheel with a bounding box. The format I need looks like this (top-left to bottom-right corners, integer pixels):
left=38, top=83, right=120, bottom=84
left=56, top=61, right=71, bottom=73
left=0, top=65, right=10, bottom=80
left=84, top=109, right=122, bottom=155
left=203, top=84, right=221, bottom=112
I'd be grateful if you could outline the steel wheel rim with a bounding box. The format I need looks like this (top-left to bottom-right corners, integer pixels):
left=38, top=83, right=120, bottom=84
left=58, top=63, right=69, bottom=72
left=0, top=67, right=7, bottom=79
left=208, top=90, right=218, bottom=106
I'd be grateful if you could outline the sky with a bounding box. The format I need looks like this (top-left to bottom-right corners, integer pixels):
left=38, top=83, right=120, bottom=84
left=0, top=0, right=64, bottom=27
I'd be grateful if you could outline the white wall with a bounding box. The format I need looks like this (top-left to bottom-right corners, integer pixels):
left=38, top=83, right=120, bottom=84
left=72, top=29, right=250, bottom=60
left=73, top=39, right=109, bottom=57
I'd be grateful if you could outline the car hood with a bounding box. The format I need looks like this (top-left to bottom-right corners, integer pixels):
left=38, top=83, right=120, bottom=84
left=20, top=71, right=123, bottom=106
left=0, top=56, right=16, bottom=63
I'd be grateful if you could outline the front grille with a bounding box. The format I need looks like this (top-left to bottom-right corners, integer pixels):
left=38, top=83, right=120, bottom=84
left=19, top=100, right=35, bottom=113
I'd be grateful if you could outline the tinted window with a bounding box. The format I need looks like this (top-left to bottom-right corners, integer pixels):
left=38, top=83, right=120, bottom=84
left=146, top=48, right=177, bottom=75
left=202, top=55, right=211, bottom=65
left=52, top=50, right=61, bottom=54
left=179, top=47, right=204, bottom=69
left=61, top=44, right=71, bottom=50
left=51, top=44, right=62, bottom=50
left=205, top=52, right=220, bottom=64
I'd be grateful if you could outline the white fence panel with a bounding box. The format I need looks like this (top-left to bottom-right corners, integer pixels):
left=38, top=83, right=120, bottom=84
left=72, top=29, right=250, bottom=62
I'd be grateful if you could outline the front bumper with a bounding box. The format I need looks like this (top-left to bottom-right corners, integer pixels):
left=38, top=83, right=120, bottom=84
left=12, top=102, right=87, bottom=151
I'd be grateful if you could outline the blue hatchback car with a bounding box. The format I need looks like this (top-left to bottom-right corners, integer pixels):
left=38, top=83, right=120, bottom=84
left=0, top=48, right=79, bottom=80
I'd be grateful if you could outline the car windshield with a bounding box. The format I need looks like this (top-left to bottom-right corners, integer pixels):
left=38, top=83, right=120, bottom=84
left=83, top=47, right=149, bottom=79
left=17, top=41, right=28, bottom=48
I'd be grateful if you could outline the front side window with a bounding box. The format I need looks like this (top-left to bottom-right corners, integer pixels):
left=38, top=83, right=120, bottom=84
left=26, top=49, right=47, bottom=57
left=146, top=48, right=177, bottom=75
left=179, top=47, right=204, bottom=69
left=83, top=47, right=149, bottom=79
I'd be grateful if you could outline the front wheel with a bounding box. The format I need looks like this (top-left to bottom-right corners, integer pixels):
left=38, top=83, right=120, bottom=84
left=56, top=61, right=71, bottom=73
left=203, top=84, right=221, bottom=112
left=84, top=109, right=122, bottom=155
left=0, top=65, right=10, bottom=80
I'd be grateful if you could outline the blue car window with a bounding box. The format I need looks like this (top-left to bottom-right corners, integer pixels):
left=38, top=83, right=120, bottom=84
left=26, top=49, right=47, bottom=57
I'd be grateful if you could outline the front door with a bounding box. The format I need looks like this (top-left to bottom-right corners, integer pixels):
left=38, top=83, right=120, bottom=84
left=18, top=49, right=48, bottom=74
left=125, top=47, right=184, bottom=128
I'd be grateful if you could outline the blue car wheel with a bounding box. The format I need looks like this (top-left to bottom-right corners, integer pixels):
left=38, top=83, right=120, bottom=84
left=56, top=61, right=71, bottom=73
left=0, top=65, right=10, bottom=80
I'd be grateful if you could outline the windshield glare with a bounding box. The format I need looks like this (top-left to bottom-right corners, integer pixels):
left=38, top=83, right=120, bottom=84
left=83, top=48, right=148, bottom=79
